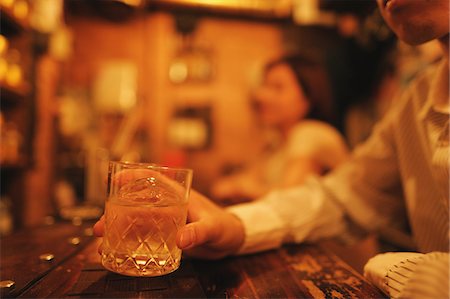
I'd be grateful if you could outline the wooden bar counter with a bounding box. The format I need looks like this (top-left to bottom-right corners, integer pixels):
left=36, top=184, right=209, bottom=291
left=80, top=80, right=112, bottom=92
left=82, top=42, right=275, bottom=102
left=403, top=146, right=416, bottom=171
left=0, top=221, right=386, bottom=298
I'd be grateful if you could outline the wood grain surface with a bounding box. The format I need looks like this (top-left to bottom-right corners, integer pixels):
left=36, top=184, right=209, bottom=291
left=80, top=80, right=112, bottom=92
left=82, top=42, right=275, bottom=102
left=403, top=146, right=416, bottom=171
left=1, top=222, right=387, bottom=298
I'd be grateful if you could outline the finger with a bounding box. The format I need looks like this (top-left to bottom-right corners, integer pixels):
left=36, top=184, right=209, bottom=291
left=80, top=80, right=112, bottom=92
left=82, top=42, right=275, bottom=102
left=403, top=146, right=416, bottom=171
left=97, top=240, right=103, bottom=255
left=176, top=221, right=216, bottom=250
left=188, top=190, right=222, bottom=217
left=93, top=215, right=105, bottom=237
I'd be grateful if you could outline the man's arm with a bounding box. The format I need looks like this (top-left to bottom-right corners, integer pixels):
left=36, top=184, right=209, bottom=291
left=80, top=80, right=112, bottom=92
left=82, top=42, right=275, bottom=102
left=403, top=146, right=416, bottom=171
left=94, top=98, right=407, bottom=258
left=226, top=178, right=348, bottom=254
left=224, top=98, right=408, bottom=254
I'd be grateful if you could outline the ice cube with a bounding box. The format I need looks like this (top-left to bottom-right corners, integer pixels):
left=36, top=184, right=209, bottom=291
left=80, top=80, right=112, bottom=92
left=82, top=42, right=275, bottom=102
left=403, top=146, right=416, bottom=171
left=117, top=177, right=181, bottom=205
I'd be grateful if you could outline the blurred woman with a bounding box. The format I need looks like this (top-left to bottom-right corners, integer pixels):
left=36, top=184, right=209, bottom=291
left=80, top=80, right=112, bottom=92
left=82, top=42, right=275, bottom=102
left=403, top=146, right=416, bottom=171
left=211, top=54, right=349, bottom=203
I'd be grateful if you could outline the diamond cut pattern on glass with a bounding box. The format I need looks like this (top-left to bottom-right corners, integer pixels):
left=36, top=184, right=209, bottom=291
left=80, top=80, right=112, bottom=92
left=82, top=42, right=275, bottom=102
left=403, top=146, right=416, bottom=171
left=102, top=202, right=187, bottom=277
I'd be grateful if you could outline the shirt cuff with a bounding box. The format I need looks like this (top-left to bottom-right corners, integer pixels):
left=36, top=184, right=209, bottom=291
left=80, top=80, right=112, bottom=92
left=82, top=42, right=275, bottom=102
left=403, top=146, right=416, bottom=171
left=364, top=252, right=424, bottom=296
left=397, top=252, right=449, bottom=299
left=226, top=201, right=285, bottom=255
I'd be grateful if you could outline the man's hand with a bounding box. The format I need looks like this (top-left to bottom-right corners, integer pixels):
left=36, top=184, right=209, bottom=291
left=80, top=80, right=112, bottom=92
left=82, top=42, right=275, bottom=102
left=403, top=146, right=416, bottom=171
left=177, top=189, right=245, bottom=259
left=93, top=189, right=245, bottom=260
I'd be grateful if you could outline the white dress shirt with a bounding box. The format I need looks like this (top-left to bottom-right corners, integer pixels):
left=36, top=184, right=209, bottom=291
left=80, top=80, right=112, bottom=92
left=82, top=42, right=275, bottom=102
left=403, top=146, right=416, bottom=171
left=227, top=59, right=449, bottom=298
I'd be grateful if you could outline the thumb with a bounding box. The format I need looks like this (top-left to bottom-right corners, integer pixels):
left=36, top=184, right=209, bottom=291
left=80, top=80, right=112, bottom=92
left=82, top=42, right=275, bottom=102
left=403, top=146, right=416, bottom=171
left=176, top=221, right=215, bottom=250
left=93, top=215, right=105, bottom=237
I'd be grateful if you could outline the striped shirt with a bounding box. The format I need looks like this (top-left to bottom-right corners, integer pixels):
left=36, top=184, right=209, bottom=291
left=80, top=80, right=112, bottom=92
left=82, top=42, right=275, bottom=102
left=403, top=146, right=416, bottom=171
left=364, top=251, right=449, bottom=298
left=228, top=58, right=449, bottom=298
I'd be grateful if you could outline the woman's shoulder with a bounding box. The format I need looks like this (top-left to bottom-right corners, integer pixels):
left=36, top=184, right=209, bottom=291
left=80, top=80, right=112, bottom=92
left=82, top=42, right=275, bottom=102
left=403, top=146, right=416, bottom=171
left=286, top=120, right=349, bottom=165
left=285, top=120, right=347, bottom=156
left=289, top=120, right=343, bottom=141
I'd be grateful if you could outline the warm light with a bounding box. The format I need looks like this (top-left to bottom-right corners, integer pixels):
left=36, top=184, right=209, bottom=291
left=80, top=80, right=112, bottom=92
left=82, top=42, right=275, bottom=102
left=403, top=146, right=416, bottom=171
left=93, top=62, right=137, bottom=113
left=168, top=118, right=208, bottom=148
left=156, top=0, right=292, bottom=17
left=30, top=0, right=64, bottom=33
left=0, top=58, right=7, bottom=81
left=292, top=0, right=335, bottom=25
left=116, top=0, right=143, bottom=7
left=293, top=0, right=319, bottom=24
left=169, top=60, right=188, bottom=84
left=5, top=64, right=22, bottom=87
left=13, top=0, right=29, bottom=20
left=0, top=35, right=8, bottom=56
left=0, top=0, right=14, bottom=9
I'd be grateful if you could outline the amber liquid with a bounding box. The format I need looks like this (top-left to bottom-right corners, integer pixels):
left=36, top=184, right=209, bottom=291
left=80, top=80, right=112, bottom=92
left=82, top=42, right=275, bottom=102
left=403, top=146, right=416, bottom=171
left=101, top=198, right=187, bottom=277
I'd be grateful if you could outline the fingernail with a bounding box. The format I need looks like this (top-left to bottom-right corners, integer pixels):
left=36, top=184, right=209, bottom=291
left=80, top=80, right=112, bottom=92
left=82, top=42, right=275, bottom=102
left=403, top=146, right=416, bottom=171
left=179, top=228, right=194, bottom=248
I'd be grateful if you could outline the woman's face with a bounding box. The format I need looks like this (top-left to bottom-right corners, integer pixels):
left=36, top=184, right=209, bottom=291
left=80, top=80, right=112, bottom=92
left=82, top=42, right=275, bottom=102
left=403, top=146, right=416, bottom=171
left=253, top=63, right=310, bottom=129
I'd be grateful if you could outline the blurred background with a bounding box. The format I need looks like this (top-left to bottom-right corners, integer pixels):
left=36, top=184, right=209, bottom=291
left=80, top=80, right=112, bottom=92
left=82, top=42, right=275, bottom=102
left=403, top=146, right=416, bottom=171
left=0, top=0, right=442, bottom=232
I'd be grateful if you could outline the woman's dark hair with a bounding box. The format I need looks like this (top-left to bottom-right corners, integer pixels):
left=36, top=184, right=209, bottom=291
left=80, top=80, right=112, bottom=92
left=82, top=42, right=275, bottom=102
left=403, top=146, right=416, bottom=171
left=264, top=54, right=336, bottom=125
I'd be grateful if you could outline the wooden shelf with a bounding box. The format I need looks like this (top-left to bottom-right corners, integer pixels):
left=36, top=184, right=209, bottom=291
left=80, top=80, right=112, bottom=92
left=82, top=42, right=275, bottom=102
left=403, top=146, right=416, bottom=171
left=0, top=161, right=27, bottom=170
left=0, top=4, right=30, bottom=35
left=0, top=2, right=33, bottom=230
left=148, top=0, right=292, bottom=20
left=1, top=81, right=30, bottom=104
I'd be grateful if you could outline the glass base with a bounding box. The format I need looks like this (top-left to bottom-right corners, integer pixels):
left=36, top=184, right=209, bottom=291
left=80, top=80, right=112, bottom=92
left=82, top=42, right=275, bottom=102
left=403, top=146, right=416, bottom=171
left=101, top=252, right=181, bottom=277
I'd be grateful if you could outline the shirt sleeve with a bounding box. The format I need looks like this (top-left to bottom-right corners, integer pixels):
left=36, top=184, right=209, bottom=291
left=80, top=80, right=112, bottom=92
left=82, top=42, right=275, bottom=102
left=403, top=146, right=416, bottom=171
left=226, top=177, right=347, bottom=254
left=321, top=100, right=407, bottom=233
left=364, top=251, right=449, bottom=299
left=226, top=97, right=407, bottom=254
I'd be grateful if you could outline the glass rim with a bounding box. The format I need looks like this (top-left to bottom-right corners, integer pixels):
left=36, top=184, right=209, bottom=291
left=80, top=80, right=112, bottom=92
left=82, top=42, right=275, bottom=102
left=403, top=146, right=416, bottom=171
left=109, top=160, right=193, bottom=174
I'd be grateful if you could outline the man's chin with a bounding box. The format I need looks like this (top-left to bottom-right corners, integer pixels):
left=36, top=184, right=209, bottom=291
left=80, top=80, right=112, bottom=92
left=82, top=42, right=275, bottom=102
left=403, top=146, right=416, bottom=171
left=400, top=37, right=431, bottom=46
left=395, top=27, right=442, bottom=46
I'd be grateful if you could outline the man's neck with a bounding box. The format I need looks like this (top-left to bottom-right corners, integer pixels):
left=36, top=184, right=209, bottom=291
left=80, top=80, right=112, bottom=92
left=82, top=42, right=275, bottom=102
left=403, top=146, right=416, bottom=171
left=438, top=34, right=449, bottom=60
left=432, top=34, right=449, bottom=113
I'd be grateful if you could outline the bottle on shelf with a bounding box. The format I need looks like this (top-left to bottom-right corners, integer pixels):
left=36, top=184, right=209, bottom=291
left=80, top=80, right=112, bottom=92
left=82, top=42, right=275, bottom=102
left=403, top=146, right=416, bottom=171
left=4, top=48, right=23, bottom=87
left=0, top=34, right=9, bottom=81
left=0, top=112, right=23, bottom=165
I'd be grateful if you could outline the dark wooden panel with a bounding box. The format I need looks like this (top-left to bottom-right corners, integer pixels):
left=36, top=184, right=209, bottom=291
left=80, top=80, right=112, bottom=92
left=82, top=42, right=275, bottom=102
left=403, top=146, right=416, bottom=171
left=194, top=250, right=308, bottom=298
left=281, top=245, right=386, bottom=298
left=192, top=246, right=387, bottom=299
left=0, top=222, right=94, bottom=298
left=63, top=260, right=206, bottom=298
left=18, top=240, right=98, bottom=299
